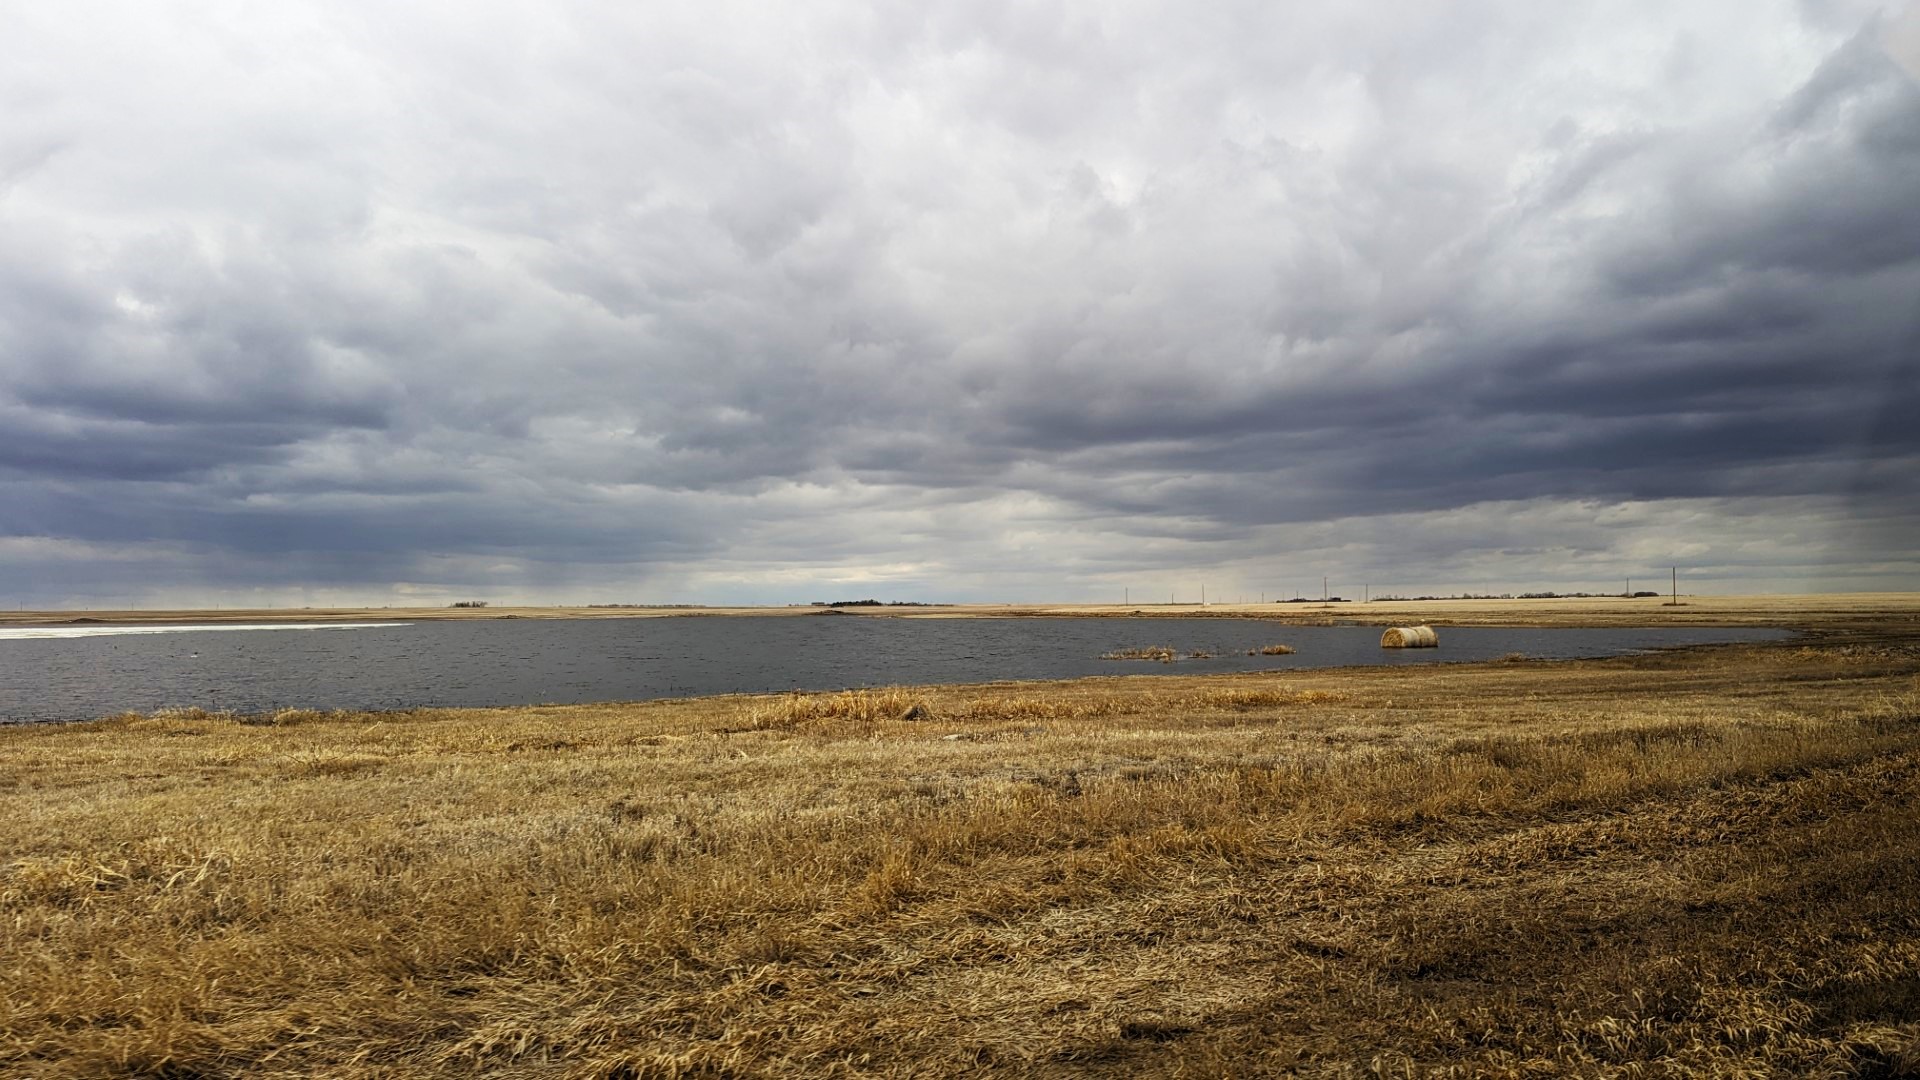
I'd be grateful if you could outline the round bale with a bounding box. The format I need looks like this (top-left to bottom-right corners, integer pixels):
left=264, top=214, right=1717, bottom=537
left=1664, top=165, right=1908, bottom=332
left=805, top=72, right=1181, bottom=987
left=1380, top=625, right=1439, bottom=648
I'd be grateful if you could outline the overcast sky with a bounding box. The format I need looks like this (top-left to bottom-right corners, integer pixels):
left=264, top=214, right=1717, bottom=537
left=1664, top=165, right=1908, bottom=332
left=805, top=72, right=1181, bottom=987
left=3, top=1, right=1917, bottom=607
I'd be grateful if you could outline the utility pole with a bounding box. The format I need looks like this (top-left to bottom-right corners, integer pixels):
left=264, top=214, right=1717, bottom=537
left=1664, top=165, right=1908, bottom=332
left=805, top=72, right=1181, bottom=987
left=1671, top=566, right=1678, bottom=606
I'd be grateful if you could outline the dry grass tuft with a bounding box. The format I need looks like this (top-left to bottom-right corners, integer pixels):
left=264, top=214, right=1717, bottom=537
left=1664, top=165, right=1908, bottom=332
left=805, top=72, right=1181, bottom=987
left=742, top=687, right=930, bottom=730
left=1181, top=686, right=1343, bottom=710
left=731, top=684, right=1355, bottom=730
left=1251, top=643, right=1296, bottom=655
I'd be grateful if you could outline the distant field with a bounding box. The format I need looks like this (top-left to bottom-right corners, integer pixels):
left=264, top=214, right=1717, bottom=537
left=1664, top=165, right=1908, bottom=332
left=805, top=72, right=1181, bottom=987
left=4, top=591, right=1918, bottom=629
left=4, top=612, right=1917, bottom=1076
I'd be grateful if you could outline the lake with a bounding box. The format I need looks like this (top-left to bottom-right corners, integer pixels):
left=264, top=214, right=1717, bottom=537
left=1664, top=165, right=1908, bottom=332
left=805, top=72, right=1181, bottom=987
left=0, top=616, right=1794, bottom=724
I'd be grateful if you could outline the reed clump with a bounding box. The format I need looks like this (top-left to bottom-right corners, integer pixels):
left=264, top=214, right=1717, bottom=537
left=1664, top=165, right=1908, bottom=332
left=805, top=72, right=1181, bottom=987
left=1252, top=643, right=1296, bottom=655
left=1101, top=645, right=1179, bottom=662
left=1099, top=646, right=1225, bottom=662
left=3, top=633, right=1917, bottom=1077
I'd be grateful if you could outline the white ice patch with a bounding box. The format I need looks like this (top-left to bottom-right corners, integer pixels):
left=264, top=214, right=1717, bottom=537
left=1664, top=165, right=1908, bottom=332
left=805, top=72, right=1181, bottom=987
left=0, top=623, right=409, bottom=640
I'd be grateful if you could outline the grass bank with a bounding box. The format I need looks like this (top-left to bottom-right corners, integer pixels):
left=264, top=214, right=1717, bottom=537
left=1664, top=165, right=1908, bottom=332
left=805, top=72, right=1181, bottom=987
left=5, top=631, right=1919, bottom=1076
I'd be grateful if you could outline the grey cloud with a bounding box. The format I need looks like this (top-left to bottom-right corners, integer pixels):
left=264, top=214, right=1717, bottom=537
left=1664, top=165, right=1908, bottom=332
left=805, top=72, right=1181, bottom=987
left=0, top=0, right=1915, bottom=605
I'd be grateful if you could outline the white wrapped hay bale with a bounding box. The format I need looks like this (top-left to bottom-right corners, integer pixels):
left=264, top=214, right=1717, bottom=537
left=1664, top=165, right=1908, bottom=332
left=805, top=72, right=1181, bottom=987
left=1380, top=625, right=1438, bottom=648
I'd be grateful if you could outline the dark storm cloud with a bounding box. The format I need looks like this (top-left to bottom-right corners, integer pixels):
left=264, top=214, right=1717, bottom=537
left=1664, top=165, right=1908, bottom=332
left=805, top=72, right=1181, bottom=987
left=956, top=29, right=1920, bottom=534
left=1, top=0, right=1916, bottom=604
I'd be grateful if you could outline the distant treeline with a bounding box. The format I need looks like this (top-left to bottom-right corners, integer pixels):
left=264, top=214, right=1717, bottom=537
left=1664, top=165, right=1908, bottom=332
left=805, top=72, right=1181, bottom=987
left=810, top=600, right=938, bottom=608
left=1374, top=591, right=1665, bottom=601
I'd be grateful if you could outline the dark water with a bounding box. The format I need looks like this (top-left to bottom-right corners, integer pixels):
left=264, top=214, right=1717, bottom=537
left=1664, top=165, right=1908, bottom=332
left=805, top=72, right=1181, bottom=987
left=0, top=616, right=1794, bottom=724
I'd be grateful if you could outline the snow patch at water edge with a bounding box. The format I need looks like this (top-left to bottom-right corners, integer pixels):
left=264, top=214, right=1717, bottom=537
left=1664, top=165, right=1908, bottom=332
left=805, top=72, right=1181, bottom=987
left=0, top=623, right=409, bottom=640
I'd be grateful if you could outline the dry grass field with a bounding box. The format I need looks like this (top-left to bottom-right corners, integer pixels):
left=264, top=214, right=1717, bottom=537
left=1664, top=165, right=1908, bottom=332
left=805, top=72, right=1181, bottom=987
left=5, top=619, right=1920, bottom=1076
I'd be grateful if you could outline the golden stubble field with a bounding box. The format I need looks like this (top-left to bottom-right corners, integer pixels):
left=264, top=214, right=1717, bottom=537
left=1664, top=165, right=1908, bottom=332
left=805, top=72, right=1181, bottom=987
left=3, top=609, right=1919, bottom=1076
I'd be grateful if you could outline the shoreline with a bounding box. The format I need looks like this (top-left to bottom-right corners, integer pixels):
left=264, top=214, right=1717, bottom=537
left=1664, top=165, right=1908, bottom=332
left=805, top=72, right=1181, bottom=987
left=2, top=591, right=1916, bottom=631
